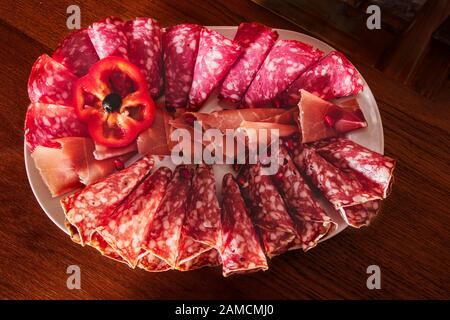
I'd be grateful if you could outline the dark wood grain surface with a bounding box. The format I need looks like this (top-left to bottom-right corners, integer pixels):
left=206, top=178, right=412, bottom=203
left=0, top=0, right=448, bottom=300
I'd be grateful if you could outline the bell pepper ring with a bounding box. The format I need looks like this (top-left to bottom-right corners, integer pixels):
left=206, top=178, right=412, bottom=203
left=73, top=56, right=155, bottom=147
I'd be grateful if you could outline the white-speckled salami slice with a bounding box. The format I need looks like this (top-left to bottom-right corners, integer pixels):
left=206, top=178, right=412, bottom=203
left=218, top=22, right=278, bottom=104
left=142, top=165, right=193, bottom=266
left=28, top=54, right=78, bottom=106
left=272, top=147, right=335, bottom=251
left=88, top=16, right=129, bottom=59
left=61, top=156, right=154, bottom=245
left=188, top=27, right=241, bottom=109
left=177, top=248, right=221, bottom=271
left=138, top=253, right=172, bottom=272
left=221, top=174, right=268, bottom=276
left=163, top=24, right=202, bottom=109
left=126, top=18, right=163, bottom=98
left=52, top=28, right=99, bottom=77
left=95, top=167, right=172, bottom=268
left=239, top=164, right=300, bottom=257
left=24, top=103, right=88, bottom=152
left=277, top=51, right=363, bottom=105
left=177, top=164, right=221, bottom=267
left=243, top=40, right=323, bottom=108
left=339, top=200, right=381, bottom=228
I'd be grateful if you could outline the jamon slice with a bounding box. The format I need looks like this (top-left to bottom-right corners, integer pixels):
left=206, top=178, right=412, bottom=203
left=297, top=90, right=367, bottom=143
left=243, top=40, right=323, bottom=108
left=272, top=147, right=335, bottom=250
left=163, top=24, right=202, bottom=109
left=61, top=156, right=154, bottom=245
left=221, top=174, right=268, bottom=276
left=277, top=51, right=364, bottom=105
left=188, top=28, right=241, bottom=109
left=27, top=55, right=78, bottom=106
left=239, top=163, right=300, bottom=257
left=142, top=165, right=193, bottom=266
left=93, top=142, right=137, bottom=160
left=219, top=22, right=278, bottom=103
left=137, top=107, right=173, bottom=156
left=88, top=16, right=129, bottom=59
left=52, top=28, right=99, bottom=77
left=126, top=18, right=163, bottom=98
left=95, top=167, right=172, bottom=267
left=176, top=165, right=221, bottom=268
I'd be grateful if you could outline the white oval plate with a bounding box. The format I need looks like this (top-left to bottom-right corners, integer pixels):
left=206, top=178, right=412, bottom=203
left=25, top=26, right=383, bottom=241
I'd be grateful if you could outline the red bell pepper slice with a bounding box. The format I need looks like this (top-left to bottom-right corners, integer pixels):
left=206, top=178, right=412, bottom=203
left=73, top=56, right=155, bottom=147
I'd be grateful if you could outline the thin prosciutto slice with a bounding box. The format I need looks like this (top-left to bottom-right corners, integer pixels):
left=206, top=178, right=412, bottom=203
left=93, top=143, right=137, bottom=161
left=137, top=107, right=173, bottom=156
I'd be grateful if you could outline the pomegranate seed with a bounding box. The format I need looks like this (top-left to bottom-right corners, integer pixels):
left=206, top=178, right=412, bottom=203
left=324, top=115, right=335, bottom=127
left=237, top=176, right=248, bottom=188
left=285, top=139, right=295, bottom=151
left=114, top=159, right=124, bottom=171
left=274, top=171, right=284, bottom=181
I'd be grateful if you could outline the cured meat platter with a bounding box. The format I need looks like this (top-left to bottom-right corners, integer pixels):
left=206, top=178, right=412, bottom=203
left=24, top=19, right=393, bottom=276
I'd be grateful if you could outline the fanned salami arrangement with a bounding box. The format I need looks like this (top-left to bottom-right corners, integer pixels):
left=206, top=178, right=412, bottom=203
left=24, top=17, right=396, bottom=277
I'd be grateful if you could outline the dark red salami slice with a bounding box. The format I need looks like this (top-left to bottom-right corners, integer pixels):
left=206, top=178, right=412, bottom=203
left=277, top=51, right=364, bottom=105
left=221, top=174, right=268, bottom=276
left=142, top=165, right=193, bottom=266
left=243, top=40, right=323, bottom=108
left=28, top=54, right=78, bottom=106
left=138, top=253, right=172, bottom=272
left=177, top=248, right=221, bottom=271
left=188, top=28, right=241, bottom=109
left=126, top=18, right=163, bottom=98
left=163, top=24, right=202, bottom=109
left=52, top=28, right=99, bottom=77
left=61, top=156, right=154, bottom=245
left=239, top=164, right=299, bottom=257
left=95, top=167, right=172, bottom=268
left=292, top=145, right=381, bottom=210
left=339, top=200, right=381, bottom=228
left=176, top=165, right=221, bottom=267
left=314, top=138, right=395, bottom=198
left=88, top=16, right=129, bottom=59
left=218, top=22, right=278, bottom=104
left=24, top=103, right=88, bottom=152
left=272, top=147, right=335, bottom=251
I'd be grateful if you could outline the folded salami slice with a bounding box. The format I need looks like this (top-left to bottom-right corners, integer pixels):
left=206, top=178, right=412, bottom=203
left=278, top=51, right=364, bottom=105
left=339, top=200, right=381, bottom=228
left=88, top=16, right=129, bottom=59
left=163, top=24, right=202, bottom=109
left=61, top=156, right=154, bottom=245
left=143, top=165, right=193, bottom=266
left=24, top=103, right=88, bottom=152
left=90, top=232, right=125, bottom=263
left=219, top=22, right=278, bottom=104
left=95, top=167, right=172, bottom=267
left=28, top=55, right=78, bottom=106
left=313, top=138, right=395, bottom=198
left=221, top=174, right=268, bottom=276
left=52, top=28, right=99, bottom=77
left=138, top=253, right=171, bottom=272
left=272, top=147, right=335, bottom=251
left=292, top=145, right=381, bottom=210
left=176, top=165, right=221, bottom=268
left=126, top=18, right=163, bottom=98
left=243, top=40, right=323, bottom=108
left=177, top=248, right=221, bottom=272
left=239, top=164, right=299, bottom=257
left=188, top=28, right=241, bottom=109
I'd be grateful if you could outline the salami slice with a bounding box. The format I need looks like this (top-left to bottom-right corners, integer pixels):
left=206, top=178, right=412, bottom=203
left=88, top=16, right=129, bottom=60
left=95, top=167, right=172, bottom=268
left=239, top=164, right=299, bottom=257
left=218, top=22, right=278, bottom=104
left=221, top=174, right=268, bottom=276
left=138, top=253, right=172, bottom=272
left=90, top=232, right=125, bottom=263
left=278, top=51, right=364, bottom=105
left=272, top=147, right=334, bottom=251
left=177, top=248, right=221, bottom=271
left=52, top=28, right=99, bottom=77
left=126, top=18, right=163, bottom=98
left=314, top=138, right=395, bottom=198
left=163, top=24, right=202, bottom=109
left=292, top=145, right=381, bottom=210
left=28, top=54, right=78, bottom=106
left=176, top=165, right=221, bottom=267
left=188, top=28, right=241, bottom=109
left=24, top=103, right=88, bottom=152
left=340, top=200, right=381, bottom=228
left=61, top=156, right=154, bottom=245
left=142, top=165, right=193, bottom=266
left=243, top=40, right=323, bottom=108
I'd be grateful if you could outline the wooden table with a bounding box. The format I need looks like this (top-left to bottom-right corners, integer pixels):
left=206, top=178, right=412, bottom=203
left=0, top=0, right=448, bottom=300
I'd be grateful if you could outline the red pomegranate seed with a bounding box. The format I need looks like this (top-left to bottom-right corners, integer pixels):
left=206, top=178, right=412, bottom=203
left=274, top=171, right=284, bottom=181
left=285, top=139, right=295, bottom=151
left=114, top=159, right=124, bottom=171
left=324, top=115, right=335, bottom=127
left=237, top=176, right=248, bottom=188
